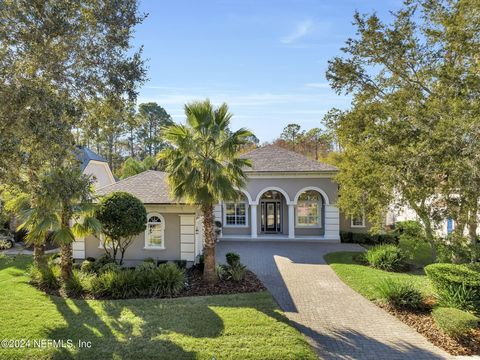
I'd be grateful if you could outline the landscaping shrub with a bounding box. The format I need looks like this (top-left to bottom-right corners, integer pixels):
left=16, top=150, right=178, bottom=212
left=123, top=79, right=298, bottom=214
left=226, top=252, right=241, bottom=267
left=436, top=283, right=479, bottom=313
left=80, top=260, right=95, bottom=273
left=64, top=269, right=85, bottom=296
left=365, top=244, right=407, bottom=271
left=88, top=263, right=184, bottom=299
left=94, top=254, right=114, bottom=272
left=215, top=264, right=226, bottom=280
left=432, top=307, right=479, bottom=338
left=152, top=263, right=185, bottom=296
left=340, top=231, right=398, bottom=245
left=425, top=263, right=480, bottom=313
left=89, top=270, right=137, bottom=299
left=99, top=262, right=121, bottom=274
left=376, top=279, right=424, bottom=309
left=143, top=257, right=155, bottom=264
left=228, top=263, right=247, bottom=282
left=29, top=263, right=60, bottom=291
left=135, top=261, right=156, bottom=272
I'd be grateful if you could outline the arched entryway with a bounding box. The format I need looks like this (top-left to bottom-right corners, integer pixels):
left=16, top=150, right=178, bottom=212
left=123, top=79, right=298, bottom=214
left=259, top=190, right=288, bottom=235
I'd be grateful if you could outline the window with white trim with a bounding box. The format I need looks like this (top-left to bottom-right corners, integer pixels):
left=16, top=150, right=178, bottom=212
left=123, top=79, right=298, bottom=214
left=351, top=214, right=365, bottom=227
left=224, top=202, right=248, bottom=226
left=296, top=191, right=322, bottom=227
left=145, top=214, right=165, bottom=248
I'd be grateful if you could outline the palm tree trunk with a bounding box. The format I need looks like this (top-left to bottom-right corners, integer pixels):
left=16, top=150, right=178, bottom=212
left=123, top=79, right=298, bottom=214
left=60, top=244, right=73, bottom=282
left=33, top=244, right=45, bottom=266
left=202, top=204, right=217, bottom=283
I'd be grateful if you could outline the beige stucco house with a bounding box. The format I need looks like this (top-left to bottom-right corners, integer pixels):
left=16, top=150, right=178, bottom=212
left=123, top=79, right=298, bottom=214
left=74, top=145, right=367, bottom=265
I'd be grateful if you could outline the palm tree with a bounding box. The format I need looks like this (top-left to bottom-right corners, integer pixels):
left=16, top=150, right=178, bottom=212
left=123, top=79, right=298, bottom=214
left=159, top=100, right=253, bottom=283
left=13, top=166, right=100, bottom=282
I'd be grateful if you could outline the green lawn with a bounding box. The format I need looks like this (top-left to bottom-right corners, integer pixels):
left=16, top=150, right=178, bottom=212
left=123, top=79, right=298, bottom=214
left=324, top=252, right=433, bottom=300
left=0, top=255, right=315, bottom=360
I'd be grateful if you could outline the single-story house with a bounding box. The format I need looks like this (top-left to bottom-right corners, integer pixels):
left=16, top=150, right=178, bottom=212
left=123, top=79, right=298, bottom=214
left=73, top=145, right=369, bottom=265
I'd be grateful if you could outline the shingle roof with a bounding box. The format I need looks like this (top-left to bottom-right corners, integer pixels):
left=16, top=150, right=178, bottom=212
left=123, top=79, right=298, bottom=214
left=75, top=146, right=108, bottom=171
left=240, top=145, right=338, bottom=172
left=96, top=171, right=178, bottom=204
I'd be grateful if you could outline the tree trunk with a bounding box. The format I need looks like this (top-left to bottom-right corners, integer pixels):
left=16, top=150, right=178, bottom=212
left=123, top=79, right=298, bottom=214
left=202, top=204, right=217, bottom=283
left=422, top=215, right=437, bottom=261
left=467, top=203, right=478, bottom=246
left=33, top=244, right=45, bottom=266
left=60, top=244, right=73, bottom=282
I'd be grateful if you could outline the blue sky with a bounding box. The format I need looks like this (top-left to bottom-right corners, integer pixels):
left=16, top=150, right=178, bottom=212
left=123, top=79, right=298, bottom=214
left=134, top=0, right=401, bottom=142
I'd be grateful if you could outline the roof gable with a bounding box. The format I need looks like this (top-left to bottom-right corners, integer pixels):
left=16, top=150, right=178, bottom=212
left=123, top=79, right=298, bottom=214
left=240, top=145, right=337, bottom=173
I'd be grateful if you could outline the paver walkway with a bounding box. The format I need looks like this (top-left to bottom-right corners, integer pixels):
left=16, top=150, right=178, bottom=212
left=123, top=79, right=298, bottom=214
left=217, top=241, right=451, bottom=360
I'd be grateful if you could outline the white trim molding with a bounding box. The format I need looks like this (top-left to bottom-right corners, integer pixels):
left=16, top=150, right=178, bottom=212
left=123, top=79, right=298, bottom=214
left=255, top=186, right=292, bottom=205
left=293, top=186, right=330, bottom=205
left=144, top=213, right=166, bottom=250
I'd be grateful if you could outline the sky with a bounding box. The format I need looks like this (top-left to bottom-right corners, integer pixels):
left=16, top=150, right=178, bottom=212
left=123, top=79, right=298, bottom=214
left=133, top=0, right=402, bottom=142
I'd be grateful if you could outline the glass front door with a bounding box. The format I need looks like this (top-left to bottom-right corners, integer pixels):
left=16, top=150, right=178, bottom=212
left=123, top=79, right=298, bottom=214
left=262, top=201, right=281, bottom=233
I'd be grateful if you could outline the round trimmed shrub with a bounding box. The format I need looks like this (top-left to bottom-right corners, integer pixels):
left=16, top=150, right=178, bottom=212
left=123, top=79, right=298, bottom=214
left=365, top=244, right=407, bottom=271
left=425, top=263, right=480, bottom=313
left=375, top=279, right=424, bottom=309
left=432, top=307, right=479, bottom=338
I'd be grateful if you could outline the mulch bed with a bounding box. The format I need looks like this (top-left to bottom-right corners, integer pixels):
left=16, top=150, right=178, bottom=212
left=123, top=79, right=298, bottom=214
left=377, top=302, right=480, bottom=356
left=34, top=267, right=266, bottom=300
left=181, top=268, right=266, bottom=297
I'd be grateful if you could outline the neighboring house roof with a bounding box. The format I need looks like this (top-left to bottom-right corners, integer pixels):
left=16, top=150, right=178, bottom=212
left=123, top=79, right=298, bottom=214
left=96, top=170, right=178, bottom=204
left=240, top=145, right=338, bottom=172
left=75, top=146, right=108, bottom=171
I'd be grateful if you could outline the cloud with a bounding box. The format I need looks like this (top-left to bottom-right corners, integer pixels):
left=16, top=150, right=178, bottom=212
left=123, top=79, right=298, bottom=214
left=281, top=19, right=314, bottom=44
left=305, top=82, right=330, bottom=89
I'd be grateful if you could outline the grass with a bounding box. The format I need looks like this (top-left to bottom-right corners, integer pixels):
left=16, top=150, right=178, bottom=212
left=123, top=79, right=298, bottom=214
left=0, top=255, right=315, bottom=360
left=324, top=252, right=433, bottom=301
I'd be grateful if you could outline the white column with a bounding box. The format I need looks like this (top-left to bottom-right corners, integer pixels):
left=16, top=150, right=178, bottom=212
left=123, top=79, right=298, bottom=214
left=288, top=204, right=295, bottom=239
left=250, top=204, right=258, bottom=238
left=324, top=204, right=340, bottom=242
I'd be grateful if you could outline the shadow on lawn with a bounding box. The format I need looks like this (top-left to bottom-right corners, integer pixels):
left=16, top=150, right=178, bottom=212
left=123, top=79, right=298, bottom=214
left=45, top=292, right=298, bottom=360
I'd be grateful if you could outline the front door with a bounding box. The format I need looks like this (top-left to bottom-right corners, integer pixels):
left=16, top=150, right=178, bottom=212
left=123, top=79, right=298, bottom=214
left=263, top=201, right=281, bottom=233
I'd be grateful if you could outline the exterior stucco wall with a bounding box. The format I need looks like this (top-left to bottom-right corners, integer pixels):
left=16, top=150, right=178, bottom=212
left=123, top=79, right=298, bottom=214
left=340, top=214, right=371, bottom=233
left=244, top=176, right=338, bottom=204
left=84, top=205, right=197, bottom=265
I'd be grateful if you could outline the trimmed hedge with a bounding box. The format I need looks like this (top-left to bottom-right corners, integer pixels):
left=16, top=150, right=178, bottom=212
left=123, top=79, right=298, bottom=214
left=340, top=231, right=398, bottom=245
left=425, top=263, right=480, bottom=313
left=432, top=307, right=479, bottom=338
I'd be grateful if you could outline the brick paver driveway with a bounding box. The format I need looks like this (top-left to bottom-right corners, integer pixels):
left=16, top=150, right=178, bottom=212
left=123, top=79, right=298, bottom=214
left=217, top=241, right=450, bottom=360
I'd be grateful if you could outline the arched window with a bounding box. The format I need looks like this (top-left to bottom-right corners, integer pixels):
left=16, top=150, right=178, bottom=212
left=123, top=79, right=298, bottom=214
left=145, top=214, right=165, bottom=249
left=296, top=191, right=322, bottom=227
